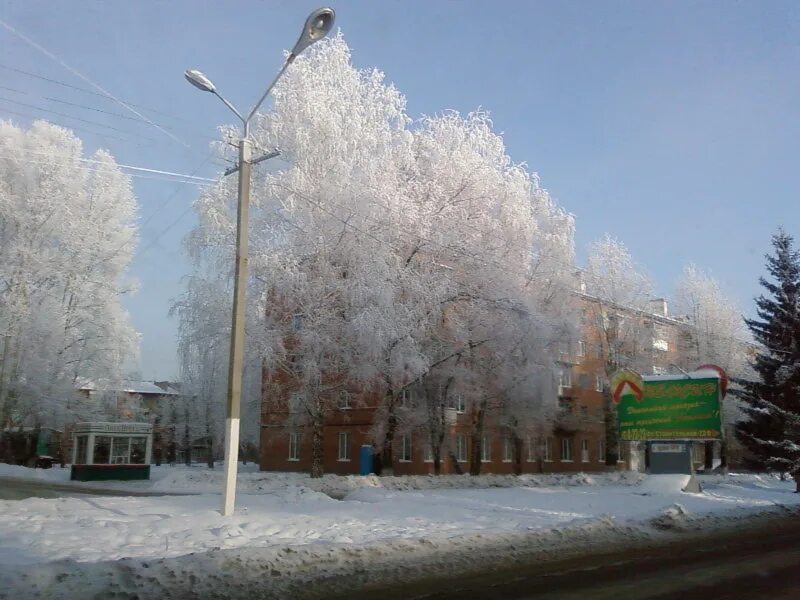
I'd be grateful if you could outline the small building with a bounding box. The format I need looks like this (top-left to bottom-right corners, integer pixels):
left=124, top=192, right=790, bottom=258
left=71, top=422, right=153, bottom=481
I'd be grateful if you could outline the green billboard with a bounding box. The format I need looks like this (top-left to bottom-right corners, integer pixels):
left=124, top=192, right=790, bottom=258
left=618, top=377, right=722, bottom=441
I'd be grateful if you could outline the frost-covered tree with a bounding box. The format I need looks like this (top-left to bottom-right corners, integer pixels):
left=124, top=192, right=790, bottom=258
left=179, top=35, right=576, bottom=477
left=583, top=234, right=654, bottom=465
left=736, top=229, right=800, bottom=487
left=673, top=264, right=752, bottom=468
left=0, top=120, right=138, bottom=434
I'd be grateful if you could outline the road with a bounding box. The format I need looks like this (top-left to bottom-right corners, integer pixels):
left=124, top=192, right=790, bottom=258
left=0, top=476, right=185, bottom=499
left=356, top=518, right=800, bottom=600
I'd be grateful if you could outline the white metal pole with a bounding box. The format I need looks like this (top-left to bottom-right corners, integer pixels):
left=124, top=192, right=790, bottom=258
left=221, top=138, right=252, bottom=516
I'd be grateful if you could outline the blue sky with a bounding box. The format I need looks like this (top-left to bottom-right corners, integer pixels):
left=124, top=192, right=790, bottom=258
left=1, top=1, right=798, bottom=380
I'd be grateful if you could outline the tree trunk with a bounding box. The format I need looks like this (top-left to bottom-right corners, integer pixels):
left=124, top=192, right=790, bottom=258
left=450, top=452, right=463, bottom=475
left=469, top=407, right=485, bottom=476
left=310, top=416, right=324, bottom=478
left=433, top=450, right=441, bottom=475
left=184, top=417, right=191, bottom=466
left=704, top=440, right=714, bottom=471
left=206, top=435, right=213, bottom=469
left=382, top=395, right=397, bottom=475
left=604, top=392, right=619, bottom=466
left=513, top=434, right=523, bottom=476
left=720, top=437, right=729, bottom=475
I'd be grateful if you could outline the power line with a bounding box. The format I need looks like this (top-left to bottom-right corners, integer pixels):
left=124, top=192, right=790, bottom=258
left=0, top=62, right=192, bottom=125
left=0, top=153, right=212, bottom=186
left=0, top=18, right=194, bottom=151
left=0, top=95, right=158, bottom=141
left=0, top=106, right=131, bottom=143
left=0, top=144, right=217, bottom=183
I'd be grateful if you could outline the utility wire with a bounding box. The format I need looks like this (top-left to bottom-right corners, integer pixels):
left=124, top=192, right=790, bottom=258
left=0, top=154, right=212, bottom=186
left=0, top=144, right=217, bottom=182
left=0, top=95, right=158, bottom=141
left=0, top=106, right=131, bottom=143
left=0, top=62, right=193, bottom=125
left=0, top=18, right=194, bottom=150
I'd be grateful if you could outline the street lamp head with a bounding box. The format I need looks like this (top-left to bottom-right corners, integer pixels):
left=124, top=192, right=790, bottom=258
left=184, top=69, right=217, bottom=93
left=290, top=7, right=336, bottom=58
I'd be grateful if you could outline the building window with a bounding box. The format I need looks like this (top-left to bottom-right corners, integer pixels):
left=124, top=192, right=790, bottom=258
left=595, top=376, right=604, bottom=392
left=400, top=435, right=412, bottom=462
left=110, top=437, right=130, bottom=464
left=561, top=438, right=573, bottom=462
left=527, top=436, right=537, bottom=462
left=481, top=436, right=491, bottom=462
left=289, top=393, right=303, bottom=413
left=455, top=434, right=467, bottom=462
left=502, top=436, right=513, bottom=462
left=652, top=365, right=666, bottom=375
left=291, top=314, right=304, bottom=332
left=93, top=436, right=111, bottom=464
left=558, top=368, right=572, bottom=392
left=581, top=439, right=589, bottom=463
left=75, top=435, right=88, bottom=464
left=288, top=432, right=299, bottom=461
left=577, top=340, right=586, bottom=357
left=337, top=432, right=351, bottom=461
left=399, top=389, right=414, bottom=408
left=130, top=438, right=146, bottom=464
left=449, top=395, right=466, bottom=413
left=598, top=439, right=606, bottom=462
left=543, top=438, right=553, bottom=462
left=338, top=391, right=351, bottom=410
left=423, top=439, right=433, bottom=462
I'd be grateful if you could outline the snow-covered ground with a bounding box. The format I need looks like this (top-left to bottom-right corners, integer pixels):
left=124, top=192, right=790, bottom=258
left=0, top=461, right=645, bottom=497
left=0, top=465, right=798, bottom=598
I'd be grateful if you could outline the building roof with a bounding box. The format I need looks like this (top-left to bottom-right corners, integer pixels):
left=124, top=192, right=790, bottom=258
left=76, top=379, right=180, bottom=396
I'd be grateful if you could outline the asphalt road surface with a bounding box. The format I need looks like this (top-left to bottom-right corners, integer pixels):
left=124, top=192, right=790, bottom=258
left=358, top=518, right=800, bottom=600
left=0, top=476, right=183, bottom=499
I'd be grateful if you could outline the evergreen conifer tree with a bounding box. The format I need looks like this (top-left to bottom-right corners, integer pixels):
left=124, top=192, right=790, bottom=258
left=736, top=229, right=800, bottom=490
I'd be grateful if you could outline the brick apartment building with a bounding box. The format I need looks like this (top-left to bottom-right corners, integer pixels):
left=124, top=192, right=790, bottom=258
left=260, top=291, right=714, bottom=475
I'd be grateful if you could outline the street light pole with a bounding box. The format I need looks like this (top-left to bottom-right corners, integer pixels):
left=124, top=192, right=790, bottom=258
left=222, top=137, right=251, bottom=516
left=185, top=7, right=335, bottom=517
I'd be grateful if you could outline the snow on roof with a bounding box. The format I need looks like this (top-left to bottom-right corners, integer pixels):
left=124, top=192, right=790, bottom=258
left=643, top=371, right=721, bottom=382
left=76, top=379, right=180, bottom=396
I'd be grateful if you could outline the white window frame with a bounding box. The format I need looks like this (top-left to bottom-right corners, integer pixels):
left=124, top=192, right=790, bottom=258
left=502, top=436, right=513, bottom=462
left=561, top=437, right=573, bottom=462
left=338, top=391, right=351, bottom=410
left=288, top=432, right=300, bottom=461
left=577, top=340, right=586, bottom=357
left=527, top=436, right=537, bottom=462
left=400, top=434, right=412, bottom=462
left=289, top=393, right=303, bottom=414
left=110, top=437, right=131, bottom=464
left=423, top=439, right=433, bottom=463
left=399, top=389, right=414, bottom=408
left=598, top=439, right=606, bottom=463
left=595, top=375, right=604, bottom=392
left=455, top=434, right=467, bottom=463
left=449, top=394, right=466, bottom=413
left=481, top=436, right=491, bottom=462
left=581, top=439, right=589, bottom=463
left=558, top=368, right=572, bottom=392
left=543, top=438, right=553, bottom=462
left=337, top=432, right=351, bottom=462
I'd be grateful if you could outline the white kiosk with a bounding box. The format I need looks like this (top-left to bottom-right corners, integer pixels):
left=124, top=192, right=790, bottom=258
left=71, top=422, right=153, bottom=481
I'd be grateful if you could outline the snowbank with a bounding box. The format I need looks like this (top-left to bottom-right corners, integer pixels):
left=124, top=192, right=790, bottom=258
left=2, top=462, right=647, bottom=496
left=0, top=470, right=797, bottom=597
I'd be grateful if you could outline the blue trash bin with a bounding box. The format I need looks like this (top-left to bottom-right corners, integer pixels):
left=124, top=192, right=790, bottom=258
left=359, top=445, right=374, bottom=475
